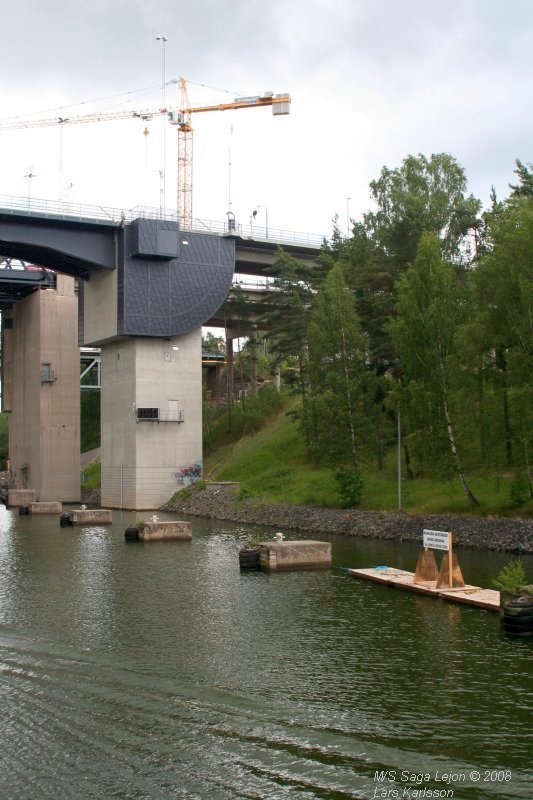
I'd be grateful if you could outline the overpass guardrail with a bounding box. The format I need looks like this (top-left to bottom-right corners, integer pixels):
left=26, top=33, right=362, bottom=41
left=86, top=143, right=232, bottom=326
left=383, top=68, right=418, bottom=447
left=0, top=195, right=326, bottom=249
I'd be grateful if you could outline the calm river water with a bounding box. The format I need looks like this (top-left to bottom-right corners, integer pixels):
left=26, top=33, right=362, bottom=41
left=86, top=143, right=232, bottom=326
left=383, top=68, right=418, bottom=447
left=0, top=506, right=531, bottom=800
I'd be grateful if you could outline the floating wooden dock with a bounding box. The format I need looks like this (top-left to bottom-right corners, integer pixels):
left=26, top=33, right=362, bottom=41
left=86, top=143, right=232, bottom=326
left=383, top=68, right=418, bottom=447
left=348, top=567, right=500, bottom=612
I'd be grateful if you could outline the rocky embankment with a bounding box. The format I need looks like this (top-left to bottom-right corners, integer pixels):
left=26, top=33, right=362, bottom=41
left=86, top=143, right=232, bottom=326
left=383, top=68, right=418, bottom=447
left=164, top=487, right=533, bottom=554
left=80, top=488, right=102, bottom=506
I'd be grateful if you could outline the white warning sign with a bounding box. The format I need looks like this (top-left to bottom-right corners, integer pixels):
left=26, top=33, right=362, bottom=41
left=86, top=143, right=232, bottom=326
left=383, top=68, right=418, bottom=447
left=423, top=529, right=451, bottom=551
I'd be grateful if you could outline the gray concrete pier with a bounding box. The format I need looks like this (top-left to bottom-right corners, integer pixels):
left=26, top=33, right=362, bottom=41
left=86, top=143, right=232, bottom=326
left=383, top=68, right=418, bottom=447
left=138, top=520, right=192, bottom=541
left=69, top=509, right=113, bottom=524
left=259, top=540, right=332, bottom=571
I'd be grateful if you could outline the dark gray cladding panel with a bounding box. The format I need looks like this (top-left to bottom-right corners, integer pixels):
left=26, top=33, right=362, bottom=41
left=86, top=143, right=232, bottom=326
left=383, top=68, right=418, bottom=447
left=121, top=229, right=234, bottom=337
left=129, top=218, right=179, bottom=259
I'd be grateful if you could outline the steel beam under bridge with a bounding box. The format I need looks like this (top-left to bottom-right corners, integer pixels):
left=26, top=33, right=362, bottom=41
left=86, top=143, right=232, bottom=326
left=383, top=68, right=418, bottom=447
left=0, top=197, right=323, bottom=287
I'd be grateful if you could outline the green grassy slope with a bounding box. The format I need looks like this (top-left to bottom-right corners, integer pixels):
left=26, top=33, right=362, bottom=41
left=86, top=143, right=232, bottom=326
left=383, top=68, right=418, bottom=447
left=206, top=405, right=532, bottom=517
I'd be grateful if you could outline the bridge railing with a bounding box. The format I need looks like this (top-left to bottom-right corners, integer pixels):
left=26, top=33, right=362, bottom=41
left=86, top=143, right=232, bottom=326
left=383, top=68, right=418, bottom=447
left=0, top=195, right=326, bottom=248
left=0, top=194, right=129, bottom=225
left=232, top=277, right=278, bottom=292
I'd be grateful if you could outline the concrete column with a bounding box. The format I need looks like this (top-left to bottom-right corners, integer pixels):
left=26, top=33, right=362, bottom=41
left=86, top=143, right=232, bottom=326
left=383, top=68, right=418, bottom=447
left=7, top=276, right=80, bottom=501
left=100, top=329, right=202, bottom=510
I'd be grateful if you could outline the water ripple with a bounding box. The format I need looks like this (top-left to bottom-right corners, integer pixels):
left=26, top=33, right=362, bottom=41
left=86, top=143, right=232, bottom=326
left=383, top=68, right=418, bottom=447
left=0, top=515, right=531, bottom=798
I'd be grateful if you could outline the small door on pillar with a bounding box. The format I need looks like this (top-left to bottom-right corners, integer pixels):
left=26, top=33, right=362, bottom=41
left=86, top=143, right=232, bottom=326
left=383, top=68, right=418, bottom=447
left=168, top=400, right=179, bottom=423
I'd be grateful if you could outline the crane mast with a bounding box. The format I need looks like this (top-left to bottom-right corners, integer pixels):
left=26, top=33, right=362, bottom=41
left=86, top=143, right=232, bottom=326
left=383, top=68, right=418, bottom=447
left=0, top=80, right=291, bottom=228
left=176, top=78, right=193, bottom=230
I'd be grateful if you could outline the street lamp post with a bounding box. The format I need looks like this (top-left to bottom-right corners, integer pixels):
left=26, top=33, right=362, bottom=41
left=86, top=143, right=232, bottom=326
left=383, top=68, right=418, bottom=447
left=24, top=169, right=37, bottom=211
left=252, top=205, right=269, bottom=238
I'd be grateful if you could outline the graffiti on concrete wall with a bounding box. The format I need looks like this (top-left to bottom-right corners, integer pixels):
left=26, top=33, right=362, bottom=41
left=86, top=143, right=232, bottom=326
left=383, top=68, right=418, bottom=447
left=175, top=462, right=202, bottom=486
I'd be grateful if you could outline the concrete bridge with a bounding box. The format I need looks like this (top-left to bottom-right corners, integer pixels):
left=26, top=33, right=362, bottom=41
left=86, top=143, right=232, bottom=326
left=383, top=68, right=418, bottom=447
left=0, top=196, right=322, bottom=509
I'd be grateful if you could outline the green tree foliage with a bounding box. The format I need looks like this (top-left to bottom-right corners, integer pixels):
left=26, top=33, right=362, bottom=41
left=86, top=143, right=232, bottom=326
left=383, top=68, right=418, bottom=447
left=389, top=233, right=479, bottom=504
left=306, top=264, right=368, bottom=470
left=233, top=334, right=273, bottom=383
left=202, top=331, right=225, bottom=353
left=339, top=222, right=398, bottom=471
left=220, top=154, right=530, bottom=514
left=364, top=152, right=481, bottom=268
left=472, top=194, right=533, bottom=491
left=262, top=249, right=324, bottom=364
left=337, top=155, right=481, bottom=474
left=509, top=159, right=533, bottom=197
left=259, top=249, right=324, bottom=449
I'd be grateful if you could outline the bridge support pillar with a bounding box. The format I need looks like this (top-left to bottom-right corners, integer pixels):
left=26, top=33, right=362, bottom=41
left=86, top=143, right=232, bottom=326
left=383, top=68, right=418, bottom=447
left=100, top=330, right=202, bottom=510
left=3, top=276, right=80, bottom=502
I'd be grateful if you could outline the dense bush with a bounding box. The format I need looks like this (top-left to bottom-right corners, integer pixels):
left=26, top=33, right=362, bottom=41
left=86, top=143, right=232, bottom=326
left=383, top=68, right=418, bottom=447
left=335, top=468, right=364, bottom=508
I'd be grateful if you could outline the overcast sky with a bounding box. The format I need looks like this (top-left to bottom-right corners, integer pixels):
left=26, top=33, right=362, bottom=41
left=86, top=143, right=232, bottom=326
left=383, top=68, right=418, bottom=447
left=0, top=0, right=531, bottom=238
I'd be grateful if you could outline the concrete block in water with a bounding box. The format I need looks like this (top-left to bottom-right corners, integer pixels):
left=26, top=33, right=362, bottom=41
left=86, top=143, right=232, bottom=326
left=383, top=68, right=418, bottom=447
left=259, top=540, right=332, bottom=571
left=70, top=509, right=113, bottom=524
left=138, top=520, right=192, bottom=541
left=8, top=489, right=36, bottom=507
left=29, top=501, right=63, bottom=514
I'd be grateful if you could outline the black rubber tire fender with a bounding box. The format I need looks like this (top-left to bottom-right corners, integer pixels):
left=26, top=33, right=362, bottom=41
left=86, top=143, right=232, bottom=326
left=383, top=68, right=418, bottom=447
left=503, top=595, right=533, bottom=611
left=502, top=619, right=533, bottom=632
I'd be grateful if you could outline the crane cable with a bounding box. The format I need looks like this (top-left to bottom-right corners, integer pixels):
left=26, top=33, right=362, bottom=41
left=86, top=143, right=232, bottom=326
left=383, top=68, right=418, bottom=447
left=0, top=80, right=177, bottom=125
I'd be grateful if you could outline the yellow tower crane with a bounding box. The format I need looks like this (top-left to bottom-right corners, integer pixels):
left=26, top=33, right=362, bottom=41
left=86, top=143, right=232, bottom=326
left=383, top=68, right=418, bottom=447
left=0, top=79, right=291, bottom=228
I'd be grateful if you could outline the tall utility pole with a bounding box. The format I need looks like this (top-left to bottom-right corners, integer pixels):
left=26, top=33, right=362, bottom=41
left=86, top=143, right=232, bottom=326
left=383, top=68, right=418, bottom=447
left=346, top=196, right=351, bottom=238
left=156, top=35, right=168, bottom=216
left=397, top=403, right=402, bottom=511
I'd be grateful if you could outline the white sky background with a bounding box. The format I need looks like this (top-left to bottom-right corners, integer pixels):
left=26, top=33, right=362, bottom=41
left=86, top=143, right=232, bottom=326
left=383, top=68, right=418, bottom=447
left=0, top=0, right=532, bottom=239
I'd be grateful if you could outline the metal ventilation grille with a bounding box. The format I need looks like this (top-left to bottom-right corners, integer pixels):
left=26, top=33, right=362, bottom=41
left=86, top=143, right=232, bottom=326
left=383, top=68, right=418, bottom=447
left=136, top=407, right=159, bottom=420
left=136, top=408, right=184, bottom=422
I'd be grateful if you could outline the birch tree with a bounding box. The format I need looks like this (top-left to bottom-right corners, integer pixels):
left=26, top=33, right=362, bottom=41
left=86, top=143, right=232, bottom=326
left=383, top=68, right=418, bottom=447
left=306, top=264, right=368, bottom=474
left=390, top=233, right=479, bottom=505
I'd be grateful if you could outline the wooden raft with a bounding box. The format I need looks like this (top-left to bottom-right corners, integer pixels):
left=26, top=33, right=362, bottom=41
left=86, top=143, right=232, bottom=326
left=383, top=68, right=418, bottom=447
left=348, top=567, right=500, bottom=612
